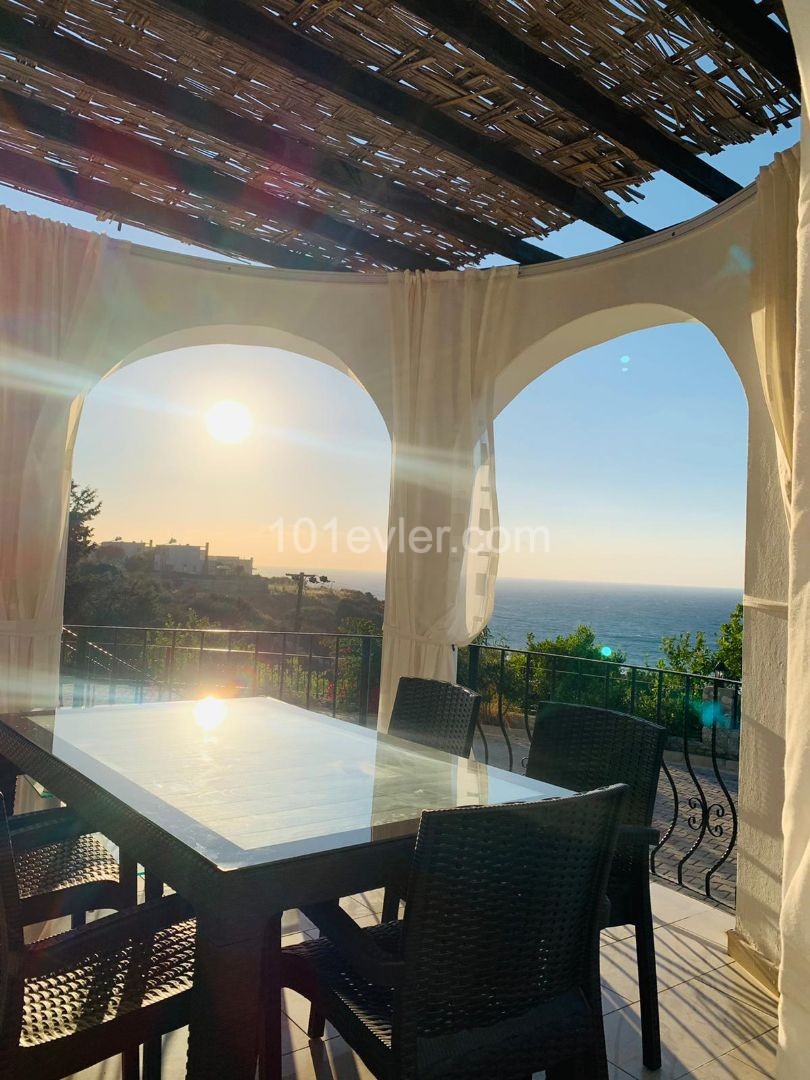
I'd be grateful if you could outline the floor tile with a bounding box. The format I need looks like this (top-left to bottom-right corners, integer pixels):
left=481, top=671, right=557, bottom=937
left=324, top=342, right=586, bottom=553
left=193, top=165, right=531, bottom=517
left=679, top=1056, right=774, bottom=1079
left=670, top=905, right=736, bottom=950
left=604, top=924, right=637, bottom=943
left=651, top=883, right=717, bottom=926
left=283, top=908, right=316, bottom=936
left=726, top=1028, right=778, bottom=1077
left=601, top=922, right=730, bottom=1006
left=603, top=964, right=778, bottom=1079
left=282, top=1036, right=376, bottom=1079
left=284, top=988, right=341, bottom=1042
left=604, top=981, right=635, bottom=1016
left=714, top=965, right=778, bottom=1023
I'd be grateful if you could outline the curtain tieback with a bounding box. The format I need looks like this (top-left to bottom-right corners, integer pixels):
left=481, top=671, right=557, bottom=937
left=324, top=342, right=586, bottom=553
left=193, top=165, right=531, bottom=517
left=0, top=619, right=64, bottom=636
left=742, top=595, right=788, bottom=619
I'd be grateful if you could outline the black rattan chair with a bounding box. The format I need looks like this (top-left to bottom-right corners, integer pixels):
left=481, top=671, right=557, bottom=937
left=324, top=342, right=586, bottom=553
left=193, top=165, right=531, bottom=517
left=0, top=793, right=194, bottom=1080
left=388, top=677, right=480, bottom=759
left=284, top=785, right=627, bottom=1080
left=381, top=677, right=481, bottom=923
left=0, top=755, right=136, bottom=927
left=525, top=703, right=666, bottom=1071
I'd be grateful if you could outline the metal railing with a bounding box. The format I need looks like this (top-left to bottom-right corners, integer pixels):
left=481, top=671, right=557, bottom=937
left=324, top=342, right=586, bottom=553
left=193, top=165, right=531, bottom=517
left=457, top=644, right=740, bottom=908
left=60, top=626, right=739, bottom=907
left=60, top=625, right=381, bottom=725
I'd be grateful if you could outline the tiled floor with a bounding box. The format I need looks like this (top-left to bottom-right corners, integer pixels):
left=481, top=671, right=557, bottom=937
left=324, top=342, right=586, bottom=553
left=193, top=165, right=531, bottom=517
left=73, top=884, right=777, bottom=1080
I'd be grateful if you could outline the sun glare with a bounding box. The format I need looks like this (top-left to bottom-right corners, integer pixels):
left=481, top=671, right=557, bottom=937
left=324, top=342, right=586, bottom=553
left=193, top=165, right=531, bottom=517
left=193, top=695, right=227, bottom=732
left=205, top=400, right=254, bottom=444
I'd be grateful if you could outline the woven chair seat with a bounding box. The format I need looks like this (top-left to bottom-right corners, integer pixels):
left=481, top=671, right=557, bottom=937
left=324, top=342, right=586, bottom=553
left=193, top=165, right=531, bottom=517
left=16, top=834, right=119, bottom=901
left=21, top=915, right=196, bottom=1049
left=284, top=922, right=402, bottom=1070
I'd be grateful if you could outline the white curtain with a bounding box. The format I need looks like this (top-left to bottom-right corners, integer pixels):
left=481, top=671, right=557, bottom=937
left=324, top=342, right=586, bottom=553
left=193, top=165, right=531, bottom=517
left=778, top=5, right=810, bottom=1076
left=752, top=147, right=801, bottom=518
left=0, top=210, right=108, bottom=810
left=378, top=266, right=518, bottom=726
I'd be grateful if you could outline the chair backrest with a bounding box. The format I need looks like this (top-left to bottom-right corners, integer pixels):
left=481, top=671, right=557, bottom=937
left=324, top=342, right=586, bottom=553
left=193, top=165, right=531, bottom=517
left=0, top=795, right=26, bottom=1075
left=393, top=785, right=627, bottom=1078
left=526, top=703, right=666, bottom=830
left=388, top=677, right=480, bottom=759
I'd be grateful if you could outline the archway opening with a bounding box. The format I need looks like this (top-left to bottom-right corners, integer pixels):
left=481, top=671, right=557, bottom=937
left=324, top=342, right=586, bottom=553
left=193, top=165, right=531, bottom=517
left=473, top=321, right=747, bottom=904
left=65, top=341, right=391, bottom=720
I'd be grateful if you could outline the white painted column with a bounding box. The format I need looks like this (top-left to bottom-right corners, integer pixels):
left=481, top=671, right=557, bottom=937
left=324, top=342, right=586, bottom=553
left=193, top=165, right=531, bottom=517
left=775, top=4, right=810, bottom=1075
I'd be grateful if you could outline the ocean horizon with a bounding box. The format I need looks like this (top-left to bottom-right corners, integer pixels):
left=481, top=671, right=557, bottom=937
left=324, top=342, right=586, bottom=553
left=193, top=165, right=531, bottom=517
left=258, top=567, right=741, bottom=666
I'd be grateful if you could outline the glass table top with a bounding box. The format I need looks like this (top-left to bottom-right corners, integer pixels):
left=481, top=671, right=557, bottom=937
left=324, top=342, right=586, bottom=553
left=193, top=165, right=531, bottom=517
left=6, top=697, right=571, bottom=870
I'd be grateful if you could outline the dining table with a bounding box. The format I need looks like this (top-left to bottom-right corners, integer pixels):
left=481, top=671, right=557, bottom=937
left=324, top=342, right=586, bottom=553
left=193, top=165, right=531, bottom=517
left=0, top=695, right=572, bottom=1079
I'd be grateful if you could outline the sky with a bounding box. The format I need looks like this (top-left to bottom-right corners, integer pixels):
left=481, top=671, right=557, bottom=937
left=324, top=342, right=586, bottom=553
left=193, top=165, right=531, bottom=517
left=1, top=119, right=800, bottom=590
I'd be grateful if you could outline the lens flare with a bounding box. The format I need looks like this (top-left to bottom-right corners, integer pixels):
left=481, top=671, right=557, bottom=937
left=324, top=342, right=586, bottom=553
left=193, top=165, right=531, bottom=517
left=193, top=695, right=226, bottom=732
left=600, top=646, right=613, bottom=658
left=205, top=400, right=253, bottom=444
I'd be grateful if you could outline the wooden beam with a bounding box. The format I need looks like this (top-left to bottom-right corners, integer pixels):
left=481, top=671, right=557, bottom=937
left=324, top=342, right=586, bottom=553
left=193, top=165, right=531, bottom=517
left=680, top=0, right=801, bottom=94
left=0, top=10, right=559, bottom=265
left=397, top=0, right=741, bottom=203
left=0, top=89, right=442, bottom=270
left=160, top=0, right=653, bottom=243
left=0, top=147, right=344, bottom=270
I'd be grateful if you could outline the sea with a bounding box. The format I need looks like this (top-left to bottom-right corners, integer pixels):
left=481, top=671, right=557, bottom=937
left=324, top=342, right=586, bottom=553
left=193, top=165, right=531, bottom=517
left=260, top=568, right=741, bottom=666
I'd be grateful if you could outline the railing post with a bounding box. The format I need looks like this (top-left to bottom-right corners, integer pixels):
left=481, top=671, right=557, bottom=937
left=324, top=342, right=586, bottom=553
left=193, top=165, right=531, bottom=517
left=279, top=633, right=287, bottom=700
left=630, top=666, right=638, bottom=714
left=252, top=632, right=260, bottom=695
left=138, top=628, right=149, bottom=704
left=76, top=627, right=89, bottom=707
left=358, top=637, right=372, bottom=726
left=332, top=636, right=340, bottom=717
left=305, top=636, right=314, bottom=710
left=109, top=625, right=119, bottom=705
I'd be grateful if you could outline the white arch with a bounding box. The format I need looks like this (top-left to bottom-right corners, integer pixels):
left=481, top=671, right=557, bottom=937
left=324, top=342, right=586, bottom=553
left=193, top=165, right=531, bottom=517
left=102, top=323, right=387, bottom=433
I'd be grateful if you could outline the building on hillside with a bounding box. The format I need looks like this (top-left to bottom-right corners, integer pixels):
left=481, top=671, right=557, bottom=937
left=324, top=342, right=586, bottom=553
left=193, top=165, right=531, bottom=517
left=207, top=554, right=253, bottom=576
left=97, top=540, right=149, bottom=562
left=153, top=543, right=205, bottom=575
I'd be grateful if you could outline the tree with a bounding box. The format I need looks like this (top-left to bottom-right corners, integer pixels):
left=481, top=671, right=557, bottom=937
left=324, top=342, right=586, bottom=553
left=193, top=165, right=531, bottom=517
left=657, top=630, right=714, bottom=675
left=656, top=604, right=743, bottom=680
left=67, top=483, right=100, bottom=564
left=64, top=484, right=102, bottom=623
left=714, top=603, right=743, bottom=680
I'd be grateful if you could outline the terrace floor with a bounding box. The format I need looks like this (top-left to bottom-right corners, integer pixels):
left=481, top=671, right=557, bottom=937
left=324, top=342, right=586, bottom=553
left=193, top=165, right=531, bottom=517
left=72, top=882, right=776, bottom=1080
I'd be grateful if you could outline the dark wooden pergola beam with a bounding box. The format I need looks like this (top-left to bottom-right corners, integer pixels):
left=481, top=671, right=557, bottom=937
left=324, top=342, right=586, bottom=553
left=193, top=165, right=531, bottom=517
left=680, top=0, right=801, bottom=94
left=398, top=0, right=741, bottom=203
left=0, top=146, right=344, bottom=271
left=0, top=88, right=443, bottom=270
left=161, top=0, right=653, bottom=243
left=0, top=10, right=559, bottom=265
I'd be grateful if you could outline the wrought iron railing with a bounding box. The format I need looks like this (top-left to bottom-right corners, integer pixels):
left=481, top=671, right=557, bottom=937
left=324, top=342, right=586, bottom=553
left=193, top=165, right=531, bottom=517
left=60, top=626, right=739, bottom=907
left=457, top=644, right=740, bottom=908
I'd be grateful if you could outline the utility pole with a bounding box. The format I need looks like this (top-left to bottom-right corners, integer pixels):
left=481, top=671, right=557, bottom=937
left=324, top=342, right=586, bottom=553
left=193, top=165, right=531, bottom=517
left=286, top=572, right=332, bottom=632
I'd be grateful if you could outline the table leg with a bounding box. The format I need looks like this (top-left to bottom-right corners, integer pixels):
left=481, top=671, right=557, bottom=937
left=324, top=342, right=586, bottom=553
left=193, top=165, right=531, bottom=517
left=0, top=755, right=18, bottom=813
left=186, top=909, right=272, bottom=1080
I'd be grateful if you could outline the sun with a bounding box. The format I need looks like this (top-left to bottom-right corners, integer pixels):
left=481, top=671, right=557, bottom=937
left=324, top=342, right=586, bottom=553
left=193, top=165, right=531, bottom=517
left=205, top=400, right=254, bottom=444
